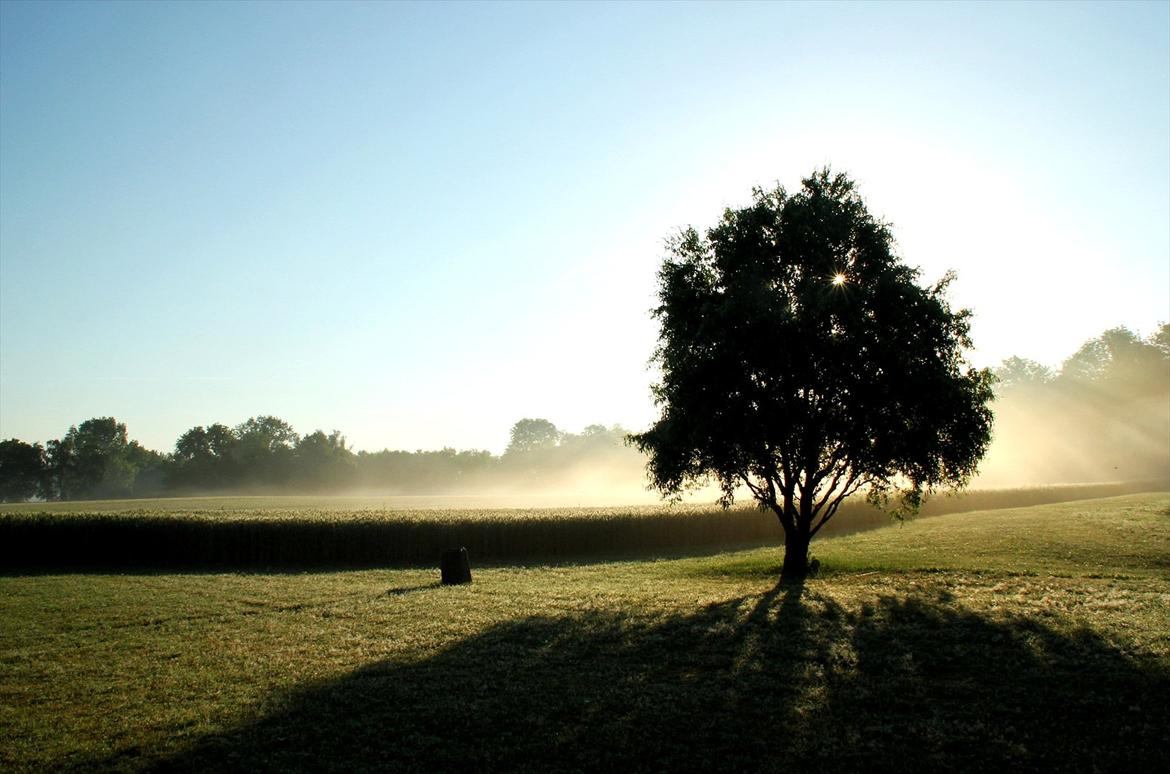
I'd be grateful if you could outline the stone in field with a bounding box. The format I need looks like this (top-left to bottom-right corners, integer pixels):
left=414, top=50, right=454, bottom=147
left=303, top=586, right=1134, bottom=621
left=441, top=547, right=472, bottom=585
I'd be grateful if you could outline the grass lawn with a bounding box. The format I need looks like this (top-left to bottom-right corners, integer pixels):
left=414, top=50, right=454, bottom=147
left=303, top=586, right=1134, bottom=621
left=2, top=493, right=1167, bottom=772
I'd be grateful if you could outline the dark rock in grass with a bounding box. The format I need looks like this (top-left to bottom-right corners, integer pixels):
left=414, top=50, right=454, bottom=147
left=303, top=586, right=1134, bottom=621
left=441, top=547, right=472, bottom=585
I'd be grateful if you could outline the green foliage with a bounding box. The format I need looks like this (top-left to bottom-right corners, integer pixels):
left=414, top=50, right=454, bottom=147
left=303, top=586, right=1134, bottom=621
left=172, top=423, right=239, bottom=490
left=993, top=356, right=1055, bottom=391
left=505, top=417, right=561, bottom=455
left=1059, top=325, right=1169, bottom=392
left=37, top=418, right=166, bottom=501
left=63, top=417, right=131, bottom=498
left=160, top=417, right=638, bottom=496
left=353, top=447, right=495, bottom=492
left=0, top=439, right=45, bottom=502
left=293, top=431, right=357, bottom=490
left=631, top=169, right=994, bottom=579
left=1151, top=322, right=1170, bottom=357
left=231, top=415, right=298, bottom=487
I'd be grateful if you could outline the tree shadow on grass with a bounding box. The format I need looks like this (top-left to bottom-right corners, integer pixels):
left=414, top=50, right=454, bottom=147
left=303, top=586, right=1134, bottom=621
left=137, top=584, right=1166, bottom=773
left=383, top=582, right=443, bottom=597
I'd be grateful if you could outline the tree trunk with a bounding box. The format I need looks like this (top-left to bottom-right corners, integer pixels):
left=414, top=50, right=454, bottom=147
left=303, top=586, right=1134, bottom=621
left=780, top=526, right=810, bottom=582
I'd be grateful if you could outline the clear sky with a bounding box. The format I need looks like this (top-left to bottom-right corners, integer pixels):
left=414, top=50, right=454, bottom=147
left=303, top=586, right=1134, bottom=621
left=2, top=0, right=1168, bottom=455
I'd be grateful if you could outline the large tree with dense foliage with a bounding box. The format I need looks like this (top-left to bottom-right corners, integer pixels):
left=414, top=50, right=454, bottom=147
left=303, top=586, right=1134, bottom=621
left=49, top=417, right=134, bottom=499
left=172, top=423, right=239, bottom=490
left=0, top=439, right=46, bottom=502
left=39, top=417, right=166, bottom=500
left=631, top=170, right=995, bottom=580
left=294, top=430, right=357, bottom=491
left=232, top=415, right=298, bottom=486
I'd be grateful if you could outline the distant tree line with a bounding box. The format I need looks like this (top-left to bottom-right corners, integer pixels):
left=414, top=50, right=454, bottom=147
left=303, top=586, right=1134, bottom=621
left=985, top=324, right=1169, bottom=484
left=0, top=418, right=167, bottom=502
left=0, top=324, right=1165, bottom=503
left=0, top=415, right=639, bottom=502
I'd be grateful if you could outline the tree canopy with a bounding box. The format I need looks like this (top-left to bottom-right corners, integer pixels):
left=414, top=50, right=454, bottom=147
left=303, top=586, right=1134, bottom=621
left=41, top=418, right=165, bottom=501
left=0, top=414, right=641, bottom=501
left=0, top=439, right=45, bottom=502
left=505, top=418, right=561, bottom=455
left=631, top=169, right=995, bottom=580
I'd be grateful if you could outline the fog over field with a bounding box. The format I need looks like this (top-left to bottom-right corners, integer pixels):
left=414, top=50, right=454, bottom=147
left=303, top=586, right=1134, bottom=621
left=977, top=392, right=1169, bottom=488
left=0, top=324, right=1165, bottom=507
left=975, top=327, right=1169, bottom=488
left=470, top=324, right=1170, bottom=503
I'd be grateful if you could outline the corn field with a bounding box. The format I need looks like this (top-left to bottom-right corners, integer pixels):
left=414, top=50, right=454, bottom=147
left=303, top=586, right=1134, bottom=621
left=0, top=482, right=1155, bottom=570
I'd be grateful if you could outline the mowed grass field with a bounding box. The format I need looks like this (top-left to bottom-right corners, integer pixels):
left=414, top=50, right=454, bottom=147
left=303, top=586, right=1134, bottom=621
left=2, top=493, right=1168, bottom=772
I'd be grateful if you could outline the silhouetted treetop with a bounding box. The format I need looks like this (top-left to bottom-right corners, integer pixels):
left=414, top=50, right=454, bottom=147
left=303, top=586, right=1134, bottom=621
left=505, top=418, right=560, bottom=455
left=994, top=357, right=1055, bottom=391
left=1059, top=325, right=1169, bottom=394
left=632, top=169, right=995, bottom=580
left=0, top=439, right=45, bottom=502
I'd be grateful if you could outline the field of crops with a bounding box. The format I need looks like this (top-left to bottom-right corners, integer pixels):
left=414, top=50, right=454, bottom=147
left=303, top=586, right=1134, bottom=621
left=1, top=493, right=1166, bottom=772
left=0, top=481, right=1159, bottom=570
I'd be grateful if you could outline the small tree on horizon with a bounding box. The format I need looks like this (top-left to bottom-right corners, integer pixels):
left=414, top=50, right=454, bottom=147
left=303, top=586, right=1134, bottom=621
left=630, top=169, right=995, bottom=581
left=505, top=418, right=561, bottom=455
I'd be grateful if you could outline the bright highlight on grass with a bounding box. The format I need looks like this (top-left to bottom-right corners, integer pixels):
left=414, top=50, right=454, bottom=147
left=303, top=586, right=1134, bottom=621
left=832, top=272, right=847, bottom=286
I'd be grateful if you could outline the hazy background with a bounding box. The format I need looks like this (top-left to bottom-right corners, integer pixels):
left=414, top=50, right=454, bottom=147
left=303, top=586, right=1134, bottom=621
left=2, top=1, right=1168, bottom=460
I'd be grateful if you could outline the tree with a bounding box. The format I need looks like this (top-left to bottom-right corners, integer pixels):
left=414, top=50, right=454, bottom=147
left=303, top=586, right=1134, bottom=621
left=1059, top=326, right=1169, bottom=396
left=233, top=416, right=298, bottom=486
left=44, top=435, right=76, bottom=500
left=125, top=440, right=167, bottom=497
left=505, top=418, right=561, bottom=455
left=205, top=423, right=237, bottom=458
left=630, top=170, right=994, bottom=581
left=174, top=426, right=213, bottom=465
left=172, top=423, right=239, bottom=491
left=0, top=439, right=46, bottom=502
left=294, top=430, right=357, bottom=491
left=234, top=416, right=298, bottom=455
left=39, top=418, right=167, bottom=500
left=49, top=418, right=135, bottom=499
left=1150, top=322, right=1169, bottom=358
left=993, top=356, right=1054, bottom=392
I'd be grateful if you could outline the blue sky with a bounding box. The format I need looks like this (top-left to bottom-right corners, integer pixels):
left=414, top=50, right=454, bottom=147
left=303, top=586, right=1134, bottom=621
left=2, top=0, right=1168, bottom=454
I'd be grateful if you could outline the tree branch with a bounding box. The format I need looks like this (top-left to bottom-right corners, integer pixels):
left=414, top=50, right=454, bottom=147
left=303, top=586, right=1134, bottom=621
left=739, top=469, right=767, bottom=503
left=809, top=472, right=866, bottom=538
left=812, top=459, right=850, bottom=515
